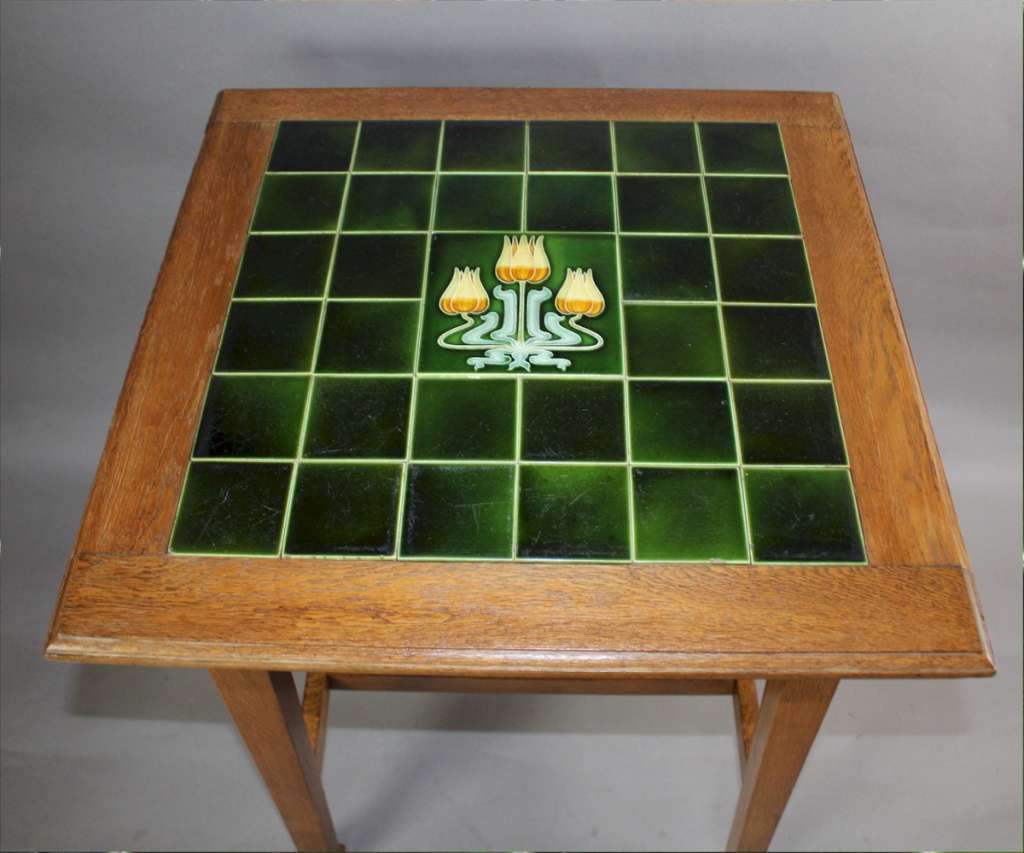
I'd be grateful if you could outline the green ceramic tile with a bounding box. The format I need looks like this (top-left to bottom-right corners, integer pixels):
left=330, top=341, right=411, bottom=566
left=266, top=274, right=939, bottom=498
left=434, top=175, right=522, bottom=231
left=170, top=461, right=292, bottom=555
left=705, top=177, right=800, bottom=235
left=400, top=464, right=514, bottom=558
left=624, top=305, right=724, bottom=377
left=527, top=175, right=615, bottom=233
left=724, top=306, right=829, bottom=380
left=616, top=176, right=707, bottom=233
left=628, top=380, right=736, bottom=463
left=733, top=382, right=846, bottom=465
left=442, top=121, right=526, bottom=171
left=329, top=234, right=426, bottom=298
left=342, top=174, right=434, bottom=231
left=714, top=237, right=814, bottom=303
left=251, top=174, right=346, bottom=232
left=316, top=302, right=419, bottom=374
left=517, top=465, right=629, bottom=560
left=632, top=467, right=747, bottom=561
left=522, top=380, right=626, bottom=462
left=614, top=122, right=698, bottom=173
left=284, top=463, right=402, bottom=556
left=744, top=469, right=864, bottom=562
left=215, top=301, right=320, bottom=373
left=303, top=377, right=411, bottom=459
left=619, top=237, right=714, bottom=301
left=411, top=378, right=517, bottom=460
left=235, top=235, right=335, bottom=298
left=268, top=121, right=357, bottom=172
left=529, top=121, right=612, bottom=172
left=353, top=121, right=441, bottom=171
left=193, top=376, right=308, bottom=459
left=699, top=123, right=787, bottom=175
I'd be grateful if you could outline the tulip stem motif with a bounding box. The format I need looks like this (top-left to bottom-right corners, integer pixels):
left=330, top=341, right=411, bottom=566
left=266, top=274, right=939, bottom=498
left=436, top=235, right=605, bottom=372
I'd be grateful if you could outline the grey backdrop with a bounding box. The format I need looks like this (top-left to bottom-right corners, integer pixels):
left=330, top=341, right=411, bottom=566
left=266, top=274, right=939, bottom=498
left=2, top=1, right=1021, bottom=851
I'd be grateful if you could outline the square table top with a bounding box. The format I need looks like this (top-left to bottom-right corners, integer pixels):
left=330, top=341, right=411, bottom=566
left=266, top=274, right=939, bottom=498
left=46, top=88, right=993, bottom=680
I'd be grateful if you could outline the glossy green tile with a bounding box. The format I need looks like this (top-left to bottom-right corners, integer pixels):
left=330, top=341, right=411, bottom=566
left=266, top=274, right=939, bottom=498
left=705, top=177, right=800, bottom=235
left=442, top=121, right=526, bottom=171
left=170, top=461, right=291, bottom=555
left=284, top=463, right=402, bottom=556
left=628, top=380, right=736, bottom=463
left=733, top=382, right=846, bottom=465
left=353, top=121, right=441, bottom=171
left=316, top=302, right=419, bottom=374
left=215, top=301, right=319, bottom=372
left=699, top=123, right=787, bottom=175
left=268, top=121, right=357, bottom=172
left=527, top=175, right=614, bottom=232
left=235, top=235, right=335, bottom=298
left=744, top=469, right=864, bottom=562
left=632, top=467, right=747, bottom=561
left=714, top=237, right=814, bottom=303
left=342, top=174, right=433, bottom=231
left=434, top=175, right=522, bottom=231
left=303, top=377, right=411, bottom=459
left=614, top=122, right=698, bottom=174
left=193, top=376, right=308, bottom=459
left=251, top=174, right=346, bottom=232
left=619, top=237, right=714, bottom=301
left=329, top=234, right=426, bottom=298
left=724, top=306, right=829, bottom=380
left=522, top=380, right=625, bottom=462
left=411, top=378, right=517, bottom=460
left=616, top=176, right=707, bottom=234
left=529, top=121, right=612, bottom=172
left=624, top=305, right=724, bottom=377
left=517, top=465, right=629, bottom=560
left=400, top=464, right=514, bottom=558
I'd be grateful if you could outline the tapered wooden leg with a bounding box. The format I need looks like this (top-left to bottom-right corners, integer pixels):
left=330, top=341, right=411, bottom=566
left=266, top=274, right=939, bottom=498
left=732, top=679, right=760, bottom=772
left=727, top=678, right=838, bottom=852
left=212, top=669, right=339, bottom=852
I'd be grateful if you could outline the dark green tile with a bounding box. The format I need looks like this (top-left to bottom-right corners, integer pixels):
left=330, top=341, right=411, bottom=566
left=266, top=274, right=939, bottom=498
left=235, top=235, right=335, bottom=298
left=170, top=462, right=291, bottom=555
left=624, top=305, right=724, bottom=377
left=251, top=174, right=346, bottom=232
left=632, top=467, right=747, bottom=561
left=619, top=237, right=714, bottom=301
left=529, top=121, right=612, bottom=171
left=614, top=122, right=698, bottom=173
left=616, top=177, right=707, bottom=233
left=744, top=469, right=864, bottom=562
left=353, top=121, right=441, bottom=171
left=522, top=380, right=625, bottom=462
left=342, top=174, right=433, bottom=231
left=699, top=123, right=787, bottom=175
left=284, top=463, right=402, bottom=556
left=733, top=382, right=846, bottom=465
left=435, top=175, right=522, bottom=231
left=705, top=177, right=800, bottom=235
left=412, top=378, right=517, bottom=460
left=329, top=235, right=426, bottom=298
left=316, top=302, right=419, bottom=374
left=527, top=175, right=615, bottom=232
left=714, top=238, right=814, bottom=303
left=400, top=464, right=514, bottom=558
left=628, top=381, right=736, bottom=463
left=303, top=378, right=411, bottom=459
left=724, top=306, right=829, bottom=379
left=268, top=121, right=357, bottom=172
left=442, top=121, right=525, bottom=171
left=194, top=376, right=308, bottom=459
left=215, top=301, right=320, bottom=372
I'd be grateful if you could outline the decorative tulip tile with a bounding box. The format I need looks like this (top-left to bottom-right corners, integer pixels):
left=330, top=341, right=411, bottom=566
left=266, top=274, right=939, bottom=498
left=170, top=119, right=866, bottom=564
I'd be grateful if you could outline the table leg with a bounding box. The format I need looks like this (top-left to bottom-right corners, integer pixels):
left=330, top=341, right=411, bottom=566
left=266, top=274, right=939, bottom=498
left=726, top=678, right=838, bottom=852
left=212, top=669, right=339, bottom=852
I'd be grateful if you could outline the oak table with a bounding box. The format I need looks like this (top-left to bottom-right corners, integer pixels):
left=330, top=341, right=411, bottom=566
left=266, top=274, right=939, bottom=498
left=46, top=88, right=994, bottom=852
